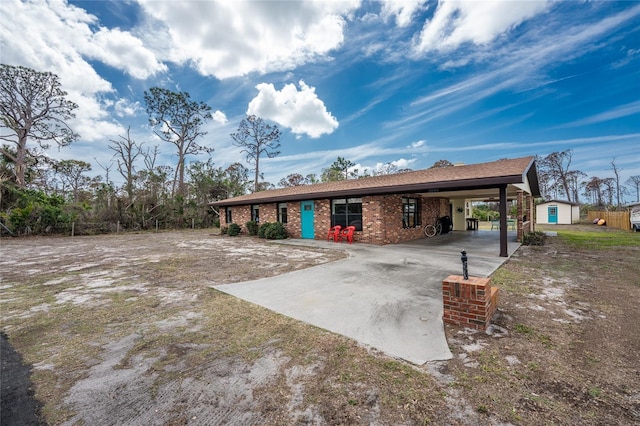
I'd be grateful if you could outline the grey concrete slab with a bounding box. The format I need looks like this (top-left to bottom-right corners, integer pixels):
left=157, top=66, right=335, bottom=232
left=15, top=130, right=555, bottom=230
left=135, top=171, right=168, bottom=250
left=213, top=231, right=518, bottom=365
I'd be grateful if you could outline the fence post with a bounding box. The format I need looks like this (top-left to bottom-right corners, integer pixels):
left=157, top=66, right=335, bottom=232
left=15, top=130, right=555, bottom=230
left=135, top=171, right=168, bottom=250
left=71, top=222, right=75, bottom=237
left=117, top=221, right=120, bottom=234
left=156, top=220, right=159, bottom=232
left=192, top=218, right=195, bottom=229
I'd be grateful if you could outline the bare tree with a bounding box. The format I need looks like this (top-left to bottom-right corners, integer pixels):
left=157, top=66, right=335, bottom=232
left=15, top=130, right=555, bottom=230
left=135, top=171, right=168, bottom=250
left=567, top=170, right=587, bottom=204
left=603, top=177, right=615, bottom=206
left=608, top=158, right=623, bottom=207
left=94, top=157, right=113, bottom=186
left=144, top=87, right=213, bottom=197
left=109, top=126, right=143, bottom=202
left=230, top=115, right=281, bottom=192
left=0, top=64, right=78, bottom=187
left=539, top=150, right=577, bottom=203
left=625, top=175, right=640, bottom=203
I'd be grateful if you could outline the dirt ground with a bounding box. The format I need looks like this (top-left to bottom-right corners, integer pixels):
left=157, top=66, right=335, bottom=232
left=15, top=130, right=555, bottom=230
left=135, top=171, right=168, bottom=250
left=1, top=227, right=639, bottom=425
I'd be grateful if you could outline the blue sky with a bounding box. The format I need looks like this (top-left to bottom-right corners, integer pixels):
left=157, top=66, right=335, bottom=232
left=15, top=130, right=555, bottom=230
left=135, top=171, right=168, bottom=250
left=1, top=0, right=639, bottom=199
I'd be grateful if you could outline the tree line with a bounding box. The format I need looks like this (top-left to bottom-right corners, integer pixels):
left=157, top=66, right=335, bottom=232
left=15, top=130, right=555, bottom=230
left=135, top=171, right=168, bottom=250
left=1, top=64, right=637, bottom=236
left=0, top=65, right=402, bottom=235
left=536, top=150, right=639, bottom=207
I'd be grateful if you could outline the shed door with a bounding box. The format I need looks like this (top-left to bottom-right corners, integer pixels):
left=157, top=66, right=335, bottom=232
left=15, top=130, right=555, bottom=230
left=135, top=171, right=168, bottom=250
left=300, top=201, right=315, bottom=239
left=548, top=206, right=558, bottom=224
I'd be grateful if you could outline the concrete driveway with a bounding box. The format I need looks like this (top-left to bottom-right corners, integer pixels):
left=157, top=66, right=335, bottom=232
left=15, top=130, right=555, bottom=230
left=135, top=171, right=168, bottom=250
left=213, top=231, right=519, bottom=365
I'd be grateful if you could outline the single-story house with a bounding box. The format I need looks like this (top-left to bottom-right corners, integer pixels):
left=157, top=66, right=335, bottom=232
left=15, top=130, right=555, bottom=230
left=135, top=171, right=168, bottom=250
left=535, top=200, right=580, bottom=225
left=212, top=156, right=541, bottom=257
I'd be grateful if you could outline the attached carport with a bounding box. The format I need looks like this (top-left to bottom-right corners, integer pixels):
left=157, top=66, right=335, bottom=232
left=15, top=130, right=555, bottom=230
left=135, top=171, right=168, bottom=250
left=418, top=179, right=537, bottom=257
left=213, top=156, right=540, bottom=257
left=213, top=231, right=519, bottom=365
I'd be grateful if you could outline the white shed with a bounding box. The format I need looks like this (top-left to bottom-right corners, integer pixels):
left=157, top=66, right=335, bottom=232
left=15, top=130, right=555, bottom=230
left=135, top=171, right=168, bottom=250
left=536, top=200, right=580, bottom=225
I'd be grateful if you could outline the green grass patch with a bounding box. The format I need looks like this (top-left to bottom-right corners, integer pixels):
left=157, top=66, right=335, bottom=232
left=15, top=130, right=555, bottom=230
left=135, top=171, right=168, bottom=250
left=514, top=323, right=534, bottom=334
left=557, top=230, right=640, bottom=249
left=490, top=269, right=537, bottom=296
left=589, top=386, right=602, bottom=398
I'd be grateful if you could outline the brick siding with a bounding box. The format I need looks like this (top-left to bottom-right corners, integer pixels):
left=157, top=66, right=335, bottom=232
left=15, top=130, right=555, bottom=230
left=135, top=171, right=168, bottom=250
left=442, top=275, right=499, bottom=331
left=222, top=195, right=449, bottom=245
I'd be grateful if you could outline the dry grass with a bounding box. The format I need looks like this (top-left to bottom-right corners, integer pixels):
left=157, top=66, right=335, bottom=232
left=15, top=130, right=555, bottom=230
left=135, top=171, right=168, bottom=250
left=2, top=228, right=639, bottom=425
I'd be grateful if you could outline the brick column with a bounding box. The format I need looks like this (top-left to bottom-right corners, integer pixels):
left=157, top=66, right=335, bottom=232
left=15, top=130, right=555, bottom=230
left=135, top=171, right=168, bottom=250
left=442, top=275, right=499, bottom=331
left=517, top=190, right=524, bottom=242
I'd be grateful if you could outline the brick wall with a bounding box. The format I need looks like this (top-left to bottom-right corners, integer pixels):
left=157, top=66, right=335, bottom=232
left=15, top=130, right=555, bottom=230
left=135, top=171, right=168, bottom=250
left=221, top=195, right=449, bottom=245
left=442, top=275, right=499, bottom=330
left=314, top=199, right=331, bottom=240
left=221, top=205, right=251, bottom=229
left=284, top=202, right=300, bottom=238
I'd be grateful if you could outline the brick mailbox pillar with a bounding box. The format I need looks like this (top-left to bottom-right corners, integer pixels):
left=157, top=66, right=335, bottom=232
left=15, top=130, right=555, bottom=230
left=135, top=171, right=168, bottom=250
left=442, top=275, right=499, bottom=331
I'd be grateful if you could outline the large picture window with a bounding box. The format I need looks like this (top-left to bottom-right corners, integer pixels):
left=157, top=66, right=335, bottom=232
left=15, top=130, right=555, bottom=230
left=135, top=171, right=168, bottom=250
left=402, top=197, right=420, bottom=228
left=331, top=198, right=362, bottom=231
left=277, top=203, right=288, bottom=224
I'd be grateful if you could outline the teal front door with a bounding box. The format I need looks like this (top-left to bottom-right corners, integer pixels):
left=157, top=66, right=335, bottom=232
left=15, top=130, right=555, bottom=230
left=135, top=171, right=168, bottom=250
left=300, top=201, right=315, bottom=239
left=548, top=206, right=558, bottom=224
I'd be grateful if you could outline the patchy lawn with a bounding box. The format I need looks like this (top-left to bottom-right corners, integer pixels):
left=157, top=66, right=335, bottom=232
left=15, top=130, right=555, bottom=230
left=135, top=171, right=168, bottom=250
left=442, top=224, right=640, bottom=424
left=1, top=226, right=639, bottom=425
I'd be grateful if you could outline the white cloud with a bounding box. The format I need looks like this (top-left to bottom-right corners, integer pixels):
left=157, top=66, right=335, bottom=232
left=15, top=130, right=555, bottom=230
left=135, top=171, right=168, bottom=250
left=212, top=110, right=228, bottom=124
left=369, top=158, right=417, bottom=174
left=414, top=0, right=551, bottom=52
left=0, top=0, right=160, bottom=144
left=380, top=0, right=428, bottom=27
left=410, top=140, right=426, bottom=148
left=88, top=27, right=167, bottom=79
left=558, top=101, right=640, bottom=128
left=136, top=0, right=361, bottom=79
left=247, top=80, right=339, bottom=138
left=114, top=99, right=142, bottom=118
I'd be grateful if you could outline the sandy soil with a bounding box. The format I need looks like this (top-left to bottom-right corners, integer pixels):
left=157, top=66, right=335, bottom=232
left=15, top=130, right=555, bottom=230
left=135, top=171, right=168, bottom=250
left=1, top=227, right=639, bottom=425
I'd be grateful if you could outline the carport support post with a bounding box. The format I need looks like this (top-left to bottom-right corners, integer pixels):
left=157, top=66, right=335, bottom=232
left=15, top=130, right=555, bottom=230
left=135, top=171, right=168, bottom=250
left=499, top=185, right=508, bottom=257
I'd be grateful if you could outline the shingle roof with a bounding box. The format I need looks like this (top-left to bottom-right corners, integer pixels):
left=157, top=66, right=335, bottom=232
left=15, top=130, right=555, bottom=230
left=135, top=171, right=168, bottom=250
left=212, top=156, right=539, bottom=206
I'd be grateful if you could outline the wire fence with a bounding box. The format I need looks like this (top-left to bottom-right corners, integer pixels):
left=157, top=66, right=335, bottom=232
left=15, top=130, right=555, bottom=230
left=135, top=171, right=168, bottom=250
left=1, top=218, right=218, bottom=237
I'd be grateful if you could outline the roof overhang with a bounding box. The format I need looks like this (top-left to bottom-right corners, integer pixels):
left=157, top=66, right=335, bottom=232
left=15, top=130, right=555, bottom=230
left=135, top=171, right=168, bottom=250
left=212, top=156, right=541, bottom=207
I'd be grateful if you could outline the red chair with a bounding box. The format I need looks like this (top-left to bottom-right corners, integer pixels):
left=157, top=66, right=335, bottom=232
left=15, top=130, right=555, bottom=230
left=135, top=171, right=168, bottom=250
left=339, top=226, right=356, bottom=244
left=327, top=225, right=342, bottom=242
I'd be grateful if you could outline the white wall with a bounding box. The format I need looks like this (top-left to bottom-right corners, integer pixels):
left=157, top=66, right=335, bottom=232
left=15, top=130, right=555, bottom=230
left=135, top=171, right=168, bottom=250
left=536, top=202, right=577, bottom=224
left=452, top=199, right=466, bottom=231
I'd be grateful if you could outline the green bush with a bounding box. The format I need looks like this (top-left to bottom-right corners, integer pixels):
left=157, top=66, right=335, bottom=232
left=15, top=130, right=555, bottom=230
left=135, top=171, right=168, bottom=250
left=522, top=231, right=546, bottom=246
left=258, top=222, right=271, bottom=238
left=472, top=204, right=500, bottom=221
left=7, top=188, right=73, bottom=234
left=260, top=222, right=288, bottom=240
left=245, top=220, right=259, bottom=236
left=227, top=223, right=241, bottom=236
left=220, top=226, right=228, bottom=235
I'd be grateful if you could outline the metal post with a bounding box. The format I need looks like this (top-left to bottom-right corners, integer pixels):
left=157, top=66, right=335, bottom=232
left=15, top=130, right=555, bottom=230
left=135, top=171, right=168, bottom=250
left=460, top=250, right=469, bottom=280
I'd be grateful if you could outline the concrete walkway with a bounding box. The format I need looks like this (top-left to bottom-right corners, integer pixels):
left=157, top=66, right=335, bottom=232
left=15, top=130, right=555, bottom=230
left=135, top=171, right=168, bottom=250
left=213, top=231, right=519, bottom=365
